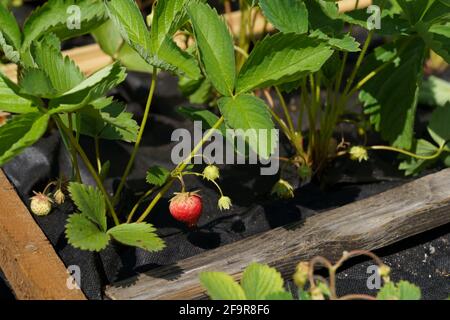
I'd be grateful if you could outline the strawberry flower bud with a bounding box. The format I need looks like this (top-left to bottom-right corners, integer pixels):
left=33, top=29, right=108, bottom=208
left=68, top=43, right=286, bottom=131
left=293, top=262, right=310, bottom=288
left=30, top=192, right=53, bottom=216
left=349, top=146, right=369, bottom=162
left=203, top=165, right=220, bottom=181
left=379, top=264, right=391, bottom=283
left=271, top=179, right=294, bottom=199
left=54, top=189, right=65, bottom=205
left=218, top=196, right=232, bottom=211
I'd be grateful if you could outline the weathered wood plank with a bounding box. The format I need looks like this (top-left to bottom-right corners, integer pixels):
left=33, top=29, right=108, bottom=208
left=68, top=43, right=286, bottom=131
left=106, top=169, right=450, bottom=300
left=0, top=170, right=86, bottom=300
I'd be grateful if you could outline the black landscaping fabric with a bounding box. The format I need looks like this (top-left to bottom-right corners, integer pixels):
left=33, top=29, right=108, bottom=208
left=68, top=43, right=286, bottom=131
left=0, top=71, right=449, bottom=300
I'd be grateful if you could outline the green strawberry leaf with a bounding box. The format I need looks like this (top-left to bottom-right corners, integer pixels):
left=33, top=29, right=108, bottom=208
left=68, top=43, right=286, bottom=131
left=91, top=19, right=123, bottom=57
left=427, top=103, right=450, bottom=147
left=62, top=98, right=139, bottom=143
left=265, top=291, right=294, bottom=300
left=236, top=33, right=333, bottom=94
left=360, top=38, right=426, bottom=149
left=31, top=34, right=85, bottom=94
left=68, top=182, right=107, bottom=232
left=48, top=62, right=126, bottom=113
left=200, top=272, right=246, bottom=300
left=107, top=222, right=166, bottom=252
left=218, top=94, right=276, bottom=159
left=0, top=112, right=50, bottom=166
left=259, top=0, right=308, bottom=34
left=146, top=166, right=171, bottom=187
left=178, top=106, right=227, bottom=136
left=105, top=0, right=174, bottom=73
left=419, top=76, right=450, bottom=107
left=178, top=76, right=213, bottom=104
left=65, top=213, right=109, bottom=252
left=241, top=263, right=285, bottom=300
left=187, top=2, right=236, bottom=96
left=0, top=3, right=21, bottom=52
left=19, top=68, right=57, bottom=98
left=22, top=0, right=107, bottom=54
left=399, top=139, right=440, bottom=176
left=0, top=73, right=37, bottom=114
left=377, top=281, right=421, bottom=300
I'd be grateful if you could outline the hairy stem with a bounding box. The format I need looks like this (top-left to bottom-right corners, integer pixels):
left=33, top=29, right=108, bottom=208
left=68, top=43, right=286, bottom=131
left=136, top=116, right=225, bottom=223
left=54, top=115, right=120, bottom=226
left=113, top=67, right=158, bottom=205
left=67, top=113, right=82, bottom=182
left=369, top=145, right=445, bottom=160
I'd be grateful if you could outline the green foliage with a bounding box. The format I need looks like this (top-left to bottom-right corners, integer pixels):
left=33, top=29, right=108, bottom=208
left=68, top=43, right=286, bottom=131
left=178, top=106, right=227, bottom=135
left=0, top=112, right=49, bottom=165
left=259, top=0, right=308, bottom=34
left=68, top=182, right=107, bottom=232
left=200, top=272, right=246, bottom=300
left=146, top=166, right=171, bottom=187
left=218, top=94, right=275, bottom=158
left=31, top=35, right=85, bottom=94
left=0, top=3, right=21, bottom=63
left=200, top=262, right=423, bottom=301
left=65, top=213, right=110, bottom=251
left=240, top=263, right=285, bottom=300
left=236, top=33, right=333, bottom=94
left=187, top=2, right=236, bottom=96
left=0, top=74, right=36, bottom=113
left=48, top=62, right=126, bottom=113
left=420, top=76, right=450, bottom=107
left=200, top=263, right=291, bottom=300
left=107, top=223, right=166, bottom=252
left=66, top=183, right=165, bottom=252
left=377, top=281, right=421, bottom=300
left=105, top=0, right=200, bottom=78
left=360, top=39, right=426, bottom=149
left=61, top=98, right=139, bottom=142
left=21, top=0, right=107, bottom=63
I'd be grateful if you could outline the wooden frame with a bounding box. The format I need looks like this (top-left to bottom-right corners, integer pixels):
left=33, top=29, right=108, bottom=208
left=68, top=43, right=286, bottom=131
left=105, top=169, right=450, bottom=300
left=0, top=170, right=86, bottom=300
left=13, top=1, right=450, bottom=301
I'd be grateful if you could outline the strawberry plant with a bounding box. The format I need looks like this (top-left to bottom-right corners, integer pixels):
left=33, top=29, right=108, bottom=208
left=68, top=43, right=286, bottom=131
left=199, top=250, right=423, bottom=300
left=95, top=0, right=450, bottom=195
left=0, top=0, right=449, bottom=251
left=0, top=0, right=232, bottom=253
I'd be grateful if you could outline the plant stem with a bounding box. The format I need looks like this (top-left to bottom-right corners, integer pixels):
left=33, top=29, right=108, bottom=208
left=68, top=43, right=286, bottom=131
left=67, top=113, right=82, bottom=182
left=113, top=67, right=158, bottom=205
left=369, top=145, right=445, bottom=160
left=94, top=136, right=102, bottom=173
left=54, top=115, right=120, bottom=226
left=275, top=86, right=295, bottom=134
left=136, top=116, right=225, bottom=223
left=343, top=30, right=374, bottom=97
left=183, top=171, right=224, bottom=196
left=126, top=186, right=157, bottom=223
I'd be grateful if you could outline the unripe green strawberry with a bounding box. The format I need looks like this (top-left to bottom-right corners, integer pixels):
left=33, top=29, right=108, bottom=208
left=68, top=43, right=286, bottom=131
left=30, top=192, right=53, bottom=216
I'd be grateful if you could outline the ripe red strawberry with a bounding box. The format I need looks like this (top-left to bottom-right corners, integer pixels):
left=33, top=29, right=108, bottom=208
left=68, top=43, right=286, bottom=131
left=169, top=191, right=202, bottom=228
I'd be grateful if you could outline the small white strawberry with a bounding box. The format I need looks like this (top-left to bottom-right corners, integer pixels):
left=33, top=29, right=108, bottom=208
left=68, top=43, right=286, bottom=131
left=30, top=192, right=53, bottom=216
